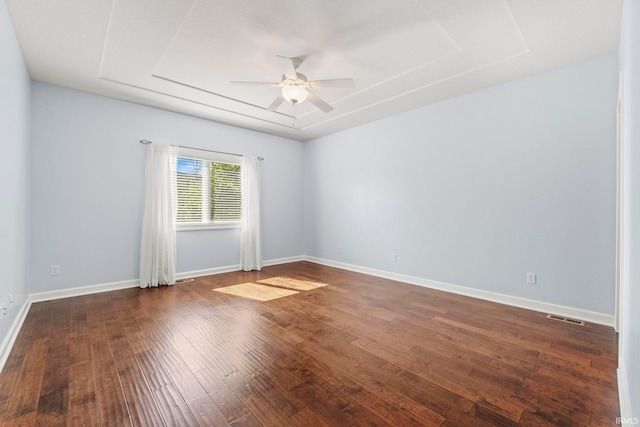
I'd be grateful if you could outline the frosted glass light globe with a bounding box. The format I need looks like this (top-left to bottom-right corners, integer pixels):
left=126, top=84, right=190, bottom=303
left=282, top=85, right=308, bottom=104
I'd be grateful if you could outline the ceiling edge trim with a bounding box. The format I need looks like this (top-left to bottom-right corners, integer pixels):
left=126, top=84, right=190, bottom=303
left=99, top=75, right=301, bottom=131
left=151, top=73, right=293, bottom=118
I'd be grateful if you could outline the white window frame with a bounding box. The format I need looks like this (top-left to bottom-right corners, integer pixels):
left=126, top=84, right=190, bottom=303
left=174, top=147, right=242, bottom=231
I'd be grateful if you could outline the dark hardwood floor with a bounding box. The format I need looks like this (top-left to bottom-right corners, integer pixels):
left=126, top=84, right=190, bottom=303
left=0, top=261, right=620, bottom=426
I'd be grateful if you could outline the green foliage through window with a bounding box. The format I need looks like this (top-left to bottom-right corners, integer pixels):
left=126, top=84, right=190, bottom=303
left=211, top=162, right=241, bottom=222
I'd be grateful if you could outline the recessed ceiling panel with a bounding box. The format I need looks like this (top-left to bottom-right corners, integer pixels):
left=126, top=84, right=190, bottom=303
left=101, top=0, right=528, bottom=129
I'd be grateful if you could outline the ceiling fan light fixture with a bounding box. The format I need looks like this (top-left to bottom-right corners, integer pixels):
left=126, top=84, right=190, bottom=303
left=281, top=84, right=308, bottom=104
left=232, top=57, right=348, bottom=113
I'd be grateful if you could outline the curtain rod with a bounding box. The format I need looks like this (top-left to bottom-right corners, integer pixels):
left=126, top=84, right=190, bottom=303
left=139, top=139, right=264, bottom=161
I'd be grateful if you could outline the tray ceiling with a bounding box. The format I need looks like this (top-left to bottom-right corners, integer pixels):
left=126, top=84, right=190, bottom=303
left=6, top=0, right=622, bottom=141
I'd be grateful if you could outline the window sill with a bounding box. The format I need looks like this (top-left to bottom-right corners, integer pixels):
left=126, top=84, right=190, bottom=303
left=176, top=222, right=241, bottom=232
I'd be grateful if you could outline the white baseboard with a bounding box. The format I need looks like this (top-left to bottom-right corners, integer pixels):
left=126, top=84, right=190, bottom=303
left=0, top=299, right=33, bottom=373
left=263, top=255, right=305, bottom=266
left=30, top=278, right=141, bottom=303
left=176, top=265, right=240, bottom=280
left=28, top=256, right=304, bottom=303
left=617, top=362, right=635, bottom=425
left=303, top=256, right=615, bottom=327
left=175, top=256, right=305, bottom=279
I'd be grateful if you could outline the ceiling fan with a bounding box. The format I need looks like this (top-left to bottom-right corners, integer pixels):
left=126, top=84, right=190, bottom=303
left=230, top=55, right=355, bottom=114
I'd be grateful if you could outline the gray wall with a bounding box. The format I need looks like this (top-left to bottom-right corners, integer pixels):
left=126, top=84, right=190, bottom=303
left=619, top=0, right=640, bottom=418
left=0, top=0, right=30, bottom=346
left=30, top=83, right=305, bottom=293
left=304, top=53, right=618, bottom=315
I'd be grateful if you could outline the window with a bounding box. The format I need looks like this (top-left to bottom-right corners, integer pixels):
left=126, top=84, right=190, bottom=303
left=173, top=147, right=241, bottom=230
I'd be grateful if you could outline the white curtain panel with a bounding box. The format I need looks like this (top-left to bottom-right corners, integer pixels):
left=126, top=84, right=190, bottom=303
left=139, top=143, right=178, bottom=287
left=240, top=156, right=263, bottom=271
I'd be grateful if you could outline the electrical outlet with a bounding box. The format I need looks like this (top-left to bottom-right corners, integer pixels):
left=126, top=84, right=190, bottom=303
left=391, top=253, right=397, bottom=262
left=1, top=303, right=6, bottom=317
left=50, top=265, right=61, bottom=276
left=526, top=272, right=537, bottom=284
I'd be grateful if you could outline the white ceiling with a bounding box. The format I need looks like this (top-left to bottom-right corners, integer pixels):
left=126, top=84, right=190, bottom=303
left=6, top=0, right=622, bottom=142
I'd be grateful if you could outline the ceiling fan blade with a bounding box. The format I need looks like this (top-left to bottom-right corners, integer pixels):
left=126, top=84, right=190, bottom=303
left=230, top=81, right=279, bottom=87
left=276, top=55, right=302, bottom=80
left=306, top=90, right=333, bottom=113
left=267, top=94, right=285, bottom=111
left=308, top=78, right=355, bottom=89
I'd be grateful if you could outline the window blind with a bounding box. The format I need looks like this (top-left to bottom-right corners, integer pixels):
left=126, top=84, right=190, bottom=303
left=175, top=157, right=241, bottom=225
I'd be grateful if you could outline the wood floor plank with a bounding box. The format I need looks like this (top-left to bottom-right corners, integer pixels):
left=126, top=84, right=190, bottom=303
left=2, top=338, right=50, bottom=426
left=135, top=349, right=200, bottom=426
left=187, top=393, right=232, bottom=426
left=230, top=412, right=264, bottom=427
left=193, top=367, right=251, bottom=423
left=91, top=344, right=132, bottom=426
left=226, top=371, right=298, bottom=427
left=0, top=261, right=620, bottom=426
left=0, top=310, right=39, bottom=423
left=288, top=373, right=395, bottom=427
left=151, top=384, right=199, bottom=427
left=353, top=361, right=475, bottom=417
left=289, top=406, right=332, bottom=427
left=154, top=346, right=208, bottom=401
left=67, top=361, right=100, bottom=426
left=112, top=355, right=165, bottom=426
